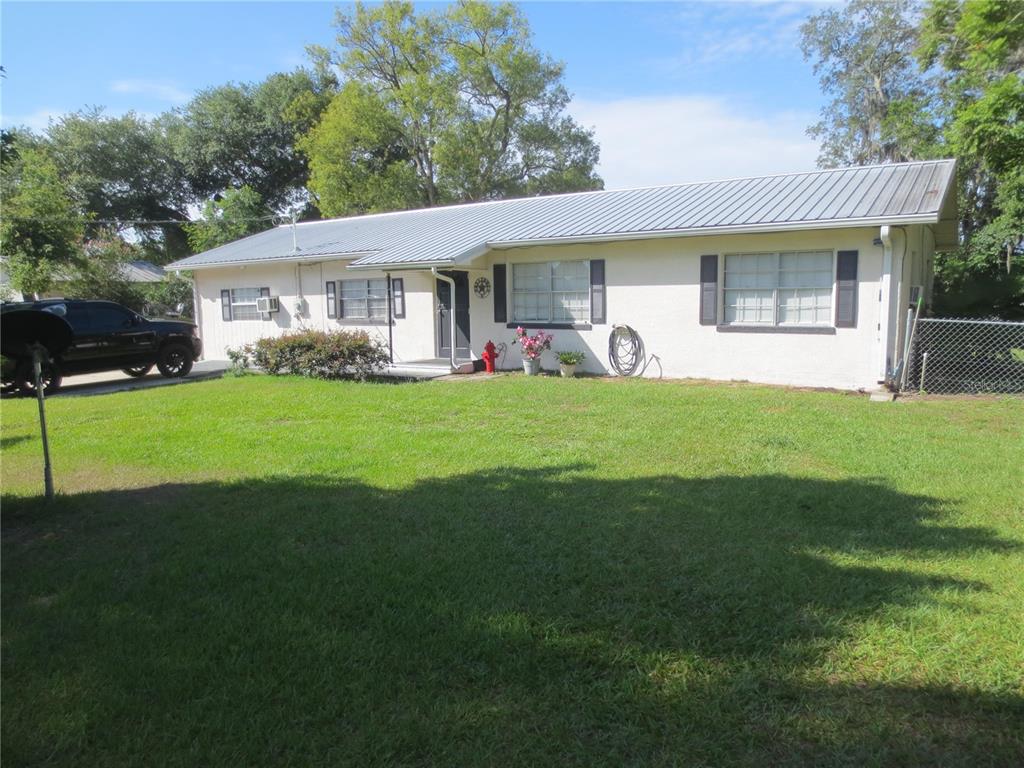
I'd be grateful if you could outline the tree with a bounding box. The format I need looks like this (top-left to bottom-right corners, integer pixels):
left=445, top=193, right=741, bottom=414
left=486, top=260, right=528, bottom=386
left=800, top=0, right=939, bottom=167
left=303, top=0, right=601, bottom=216
left=299, top=83, right=422, bottom=216
left=918, top=0, right=1024, bottom=317
left=0, top=143, right=84, bottom=297
left=185, top=186, right=275, bottom=253
left=46, top=109, right=192, bottom=262
left=170, top=68, right=336, bottom=214
left=65, top=233, right=144, bottom=310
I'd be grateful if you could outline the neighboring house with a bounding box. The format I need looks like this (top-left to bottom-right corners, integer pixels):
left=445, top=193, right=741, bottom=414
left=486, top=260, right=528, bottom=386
left=166, top=160, right=958, bottom=391
left=42, top=260, right=167, bottom=297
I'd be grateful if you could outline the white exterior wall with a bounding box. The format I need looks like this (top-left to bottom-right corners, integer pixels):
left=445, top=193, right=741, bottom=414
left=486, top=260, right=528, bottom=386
left=192, top=225, right=927, bottom=391
left=468, top=227, right=893, bottom=390
left=193, top=261, right=436, bottom=362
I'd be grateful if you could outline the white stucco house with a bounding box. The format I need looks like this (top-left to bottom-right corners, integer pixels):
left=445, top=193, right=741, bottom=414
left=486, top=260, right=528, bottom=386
left=166, top=160, right=958, bottom=391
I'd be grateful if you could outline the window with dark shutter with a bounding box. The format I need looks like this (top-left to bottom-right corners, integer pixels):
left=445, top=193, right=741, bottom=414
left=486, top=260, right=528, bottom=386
left=590, top=259, right=606, bottom=325
left=700, top=255, right=718, bottom=325
left=392, top=278, right=405, bottom=319
left=221, top=289, right=232, bottom=321
left=493, top=264, right=507, bottom=323
left=835, top=250, right=858, bottom=328
left=326, top=281, right=337, bottom=319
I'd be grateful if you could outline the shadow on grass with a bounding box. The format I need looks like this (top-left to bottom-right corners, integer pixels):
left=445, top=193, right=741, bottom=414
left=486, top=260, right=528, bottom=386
left=3, top=469, right=1021, bottom=766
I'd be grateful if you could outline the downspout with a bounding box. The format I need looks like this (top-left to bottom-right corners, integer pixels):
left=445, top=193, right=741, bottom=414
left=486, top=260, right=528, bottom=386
left=386, top=272, right=394, bottom=364
left=878, top=225, right=894, bottom=384
left=431, top=267, right=458, bottom=370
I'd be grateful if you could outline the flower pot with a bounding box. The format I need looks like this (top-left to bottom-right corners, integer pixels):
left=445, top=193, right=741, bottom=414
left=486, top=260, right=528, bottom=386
left=559, top=363, right=577, bottom=378
left=522, top=358, right=540, bottom=376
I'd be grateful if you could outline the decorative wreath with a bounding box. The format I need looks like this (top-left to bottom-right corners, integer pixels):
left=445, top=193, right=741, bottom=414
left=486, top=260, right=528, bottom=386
left=474, top=276, right=491, bottom=299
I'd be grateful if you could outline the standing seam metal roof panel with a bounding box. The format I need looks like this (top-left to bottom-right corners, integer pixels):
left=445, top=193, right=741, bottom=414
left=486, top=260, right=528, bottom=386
left=165, top=160, right=957, bottom=270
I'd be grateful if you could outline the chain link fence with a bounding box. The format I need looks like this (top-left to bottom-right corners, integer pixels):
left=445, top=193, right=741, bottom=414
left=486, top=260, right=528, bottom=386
left=902, top=318, right=1024, bottom=394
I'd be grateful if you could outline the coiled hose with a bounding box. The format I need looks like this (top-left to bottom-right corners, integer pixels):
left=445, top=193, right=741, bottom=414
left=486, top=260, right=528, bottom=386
left=608, top=325, right=661, bottom=377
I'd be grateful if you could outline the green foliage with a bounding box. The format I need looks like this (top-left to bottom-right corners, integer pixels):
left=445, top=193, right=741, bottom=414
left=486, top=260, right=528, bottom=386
left=299, top=83, right=421, bottom=216
left=0, top=142, right=84, bottom=297
left=138, top=272, right=195, bottom=319
left=800, top=0, right=939, bottom=167
left=303, top=0, right=601, bottom=216
left=556, top=350, right=585, bottom=365
left=46, top=109, right=192, bottom=262
left=64, top=233, right=145, bottom=309
left=185, top=186, right=274, bottom=253
left=170, top=68, right=336, bottom=213
left=918, top=0, right=1024, bottom=317
left=248, top=329, right=390, bottom=380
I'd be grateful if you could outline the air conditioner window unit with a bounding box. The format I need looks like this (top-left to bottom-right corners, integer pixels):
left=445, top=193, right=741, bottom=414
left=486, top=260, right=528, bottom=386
left=256, top=296, right=280, bottom=313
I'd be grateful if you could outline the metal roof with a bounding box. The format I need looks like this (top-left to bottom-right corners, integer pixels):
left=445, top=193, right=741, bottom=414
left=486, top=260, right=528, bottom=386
left=167, top=159, right=957, bottom=271
left=121, top=260, right=166, bottom=282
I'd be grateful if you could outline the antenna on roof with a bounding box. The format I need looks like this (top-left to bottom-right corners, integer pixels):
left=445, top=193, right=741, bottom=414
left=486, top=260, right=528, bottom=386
left=290, top=210, right=301, bottom=254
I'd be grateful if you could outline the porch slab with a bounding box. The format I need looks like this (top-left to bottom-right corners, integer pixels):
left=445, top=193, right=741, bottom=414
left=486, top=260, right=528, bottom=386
left=383, top=358, right=476, bottom=380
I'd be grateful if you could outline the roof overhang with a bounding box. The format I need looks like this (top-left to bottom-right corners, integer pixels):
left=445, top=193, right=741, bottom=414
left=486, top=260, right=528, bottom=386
left=167, top=251, right=378, bottom=272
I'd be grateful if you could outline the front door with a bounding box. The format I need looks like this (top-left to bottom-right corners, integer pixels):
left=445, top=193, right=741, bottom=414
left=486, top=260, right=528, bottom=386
left=436, top=271, right=471, bottom=359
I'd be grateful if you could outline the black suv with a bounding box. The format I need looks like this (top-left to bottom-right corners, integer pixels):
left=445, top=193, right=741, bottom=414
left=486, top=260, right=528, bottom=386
left=1, top=299, right=202, bottom=395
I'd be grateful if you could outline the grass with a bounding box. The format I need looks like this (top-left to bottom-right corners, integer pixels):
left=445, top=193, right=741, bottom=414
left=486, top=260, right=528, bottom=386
left=2, top=375, right=1023, bottom=767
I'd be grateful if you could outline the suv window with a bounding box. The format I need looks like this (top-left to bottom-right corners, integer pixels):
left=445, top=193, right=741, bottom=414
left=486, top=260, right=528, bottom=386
left=87, top=305, right=135, bottom=332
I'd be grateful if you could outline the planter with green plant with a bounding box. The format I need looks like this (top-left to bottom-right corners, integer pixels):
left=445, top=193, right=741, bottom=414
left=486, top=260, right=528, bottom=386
left=556, top=350, right=585, bottom=378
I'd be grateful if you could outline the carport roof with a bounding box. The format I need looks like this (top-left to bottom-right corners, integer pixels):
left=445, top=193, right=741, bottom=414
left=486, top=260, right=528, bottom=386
left=167, top=159, right=958, bottom=272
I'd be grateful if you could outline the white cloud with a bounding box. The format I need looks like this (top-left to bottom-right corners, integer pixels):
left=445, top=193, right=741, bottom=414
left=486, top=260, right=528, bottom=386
left=110, top=79, right=190, bottom=104
left=571, top=95, right=820, bottom=189
left=0, top=107, right=64, bottom=132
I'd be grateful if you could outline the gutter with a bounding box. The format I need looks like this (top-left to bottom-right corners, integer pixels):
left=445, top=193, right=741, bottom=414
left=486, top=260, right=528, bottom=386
left=166, top=251, right=379, bottom=272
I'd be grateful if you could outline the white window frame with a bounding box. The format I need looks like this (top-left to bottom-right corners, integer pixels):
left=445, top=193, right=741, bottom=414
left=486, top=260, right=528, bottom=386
left=339, top=278, right=388, bottom=322
left=721, top=250, right=836, bottom=327
left=511, top=260, right=590, bottom=325
left=230, top=288, right=263, bottom=321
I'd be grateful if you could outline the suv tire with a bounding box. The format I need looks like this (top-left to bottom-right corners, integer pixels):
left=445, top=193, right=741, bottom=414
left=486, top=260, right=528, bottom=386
left=122, top=365, right=154, bottom=377
left=156, top=343, right=194, bottom=378
left=15, top=358, right=63, bottom=396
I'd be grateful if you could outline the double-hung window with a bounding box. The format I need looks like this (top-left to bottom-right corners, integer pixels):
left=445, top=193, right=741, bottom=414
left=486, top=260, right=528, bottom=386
left=229, top=288, right=263, bottom=321
left=339, top=278, right=388, bottom=321
left=512, top=260, right=589, bottom=323
left=723, top=251, right=833, bottom=326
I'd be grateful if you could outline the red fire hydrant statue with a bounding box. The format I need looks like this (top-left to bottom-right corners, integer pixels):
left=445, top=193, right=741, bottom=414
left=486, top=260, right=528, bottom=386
left=482, top=340, right=497, bottom=373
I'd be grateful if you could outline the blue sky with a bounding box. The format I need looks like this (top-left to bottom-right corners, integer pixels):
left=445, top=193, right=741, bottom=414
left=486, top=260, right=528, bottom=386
left=1, top=1, right=831, bottom=188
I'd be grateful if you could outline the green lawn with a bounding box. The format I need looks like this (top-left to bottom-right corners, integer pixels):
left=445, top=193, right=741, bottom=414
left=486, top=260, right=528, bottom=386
left=2, top=375, right=1023, bottom=767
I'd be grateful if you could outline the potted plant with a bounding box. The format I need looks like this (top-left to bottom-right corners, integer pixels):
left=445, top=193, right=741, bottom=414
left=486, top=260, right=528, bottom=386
left=512, top=327, right=552, bottom=375
left=556, top=350, right=585, bottom=378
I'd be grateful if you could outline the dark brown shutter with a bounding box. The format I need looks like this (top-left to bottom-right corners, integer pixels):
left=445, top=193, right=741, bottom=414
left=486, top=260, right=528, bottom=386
left=260, top=287, right=271, bottom=320
left=493, top=264, right=507, bottom=323
left=391, top=278, right=405, bottom=319
left=590, top=259, right=606, bottom=325
left=326, top=281, right=337, bottom=319
left=699, top=255, right=718, bottom=325
left=835, top=250, right=858, bottom=328
left=221, top=289, right=232, bottom=321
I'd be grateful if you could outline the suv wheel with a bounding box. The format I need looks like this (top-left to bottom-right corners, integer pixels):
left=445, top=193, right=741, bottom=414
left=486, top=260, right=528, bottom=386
left=156, top=343, right=193, bottom=378
left=15, top=358, right=63, bottom=396
left=122, top=365, right=154, bottom=378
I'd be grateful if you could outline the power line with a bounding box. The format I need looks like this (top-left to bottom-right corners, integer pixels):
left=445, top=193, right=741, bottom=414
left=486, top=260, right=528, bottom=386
left=3, top=214, right=282, bottom=226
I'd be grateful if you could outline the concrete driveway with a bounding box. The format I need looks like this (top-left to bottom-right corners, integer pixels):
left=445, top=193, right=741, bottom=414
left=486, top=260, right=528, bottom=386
left=51, top=360, right=229, bottom=397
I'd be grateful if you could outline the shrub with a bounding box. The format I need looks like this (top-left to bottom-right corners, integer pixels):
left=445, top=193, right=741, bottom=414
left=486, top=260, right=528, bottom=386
left=224, top=346, right=252, bottom=377
left=248, top=330, right=389, bottom=381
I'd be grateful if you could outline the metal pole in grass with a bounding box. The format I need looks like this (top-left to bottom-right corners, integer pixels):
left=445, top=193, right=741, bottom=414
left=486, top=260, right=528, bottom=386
left=919, top=351, right=929, bottom=394
left=31, top=344, right=55, bottom=501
